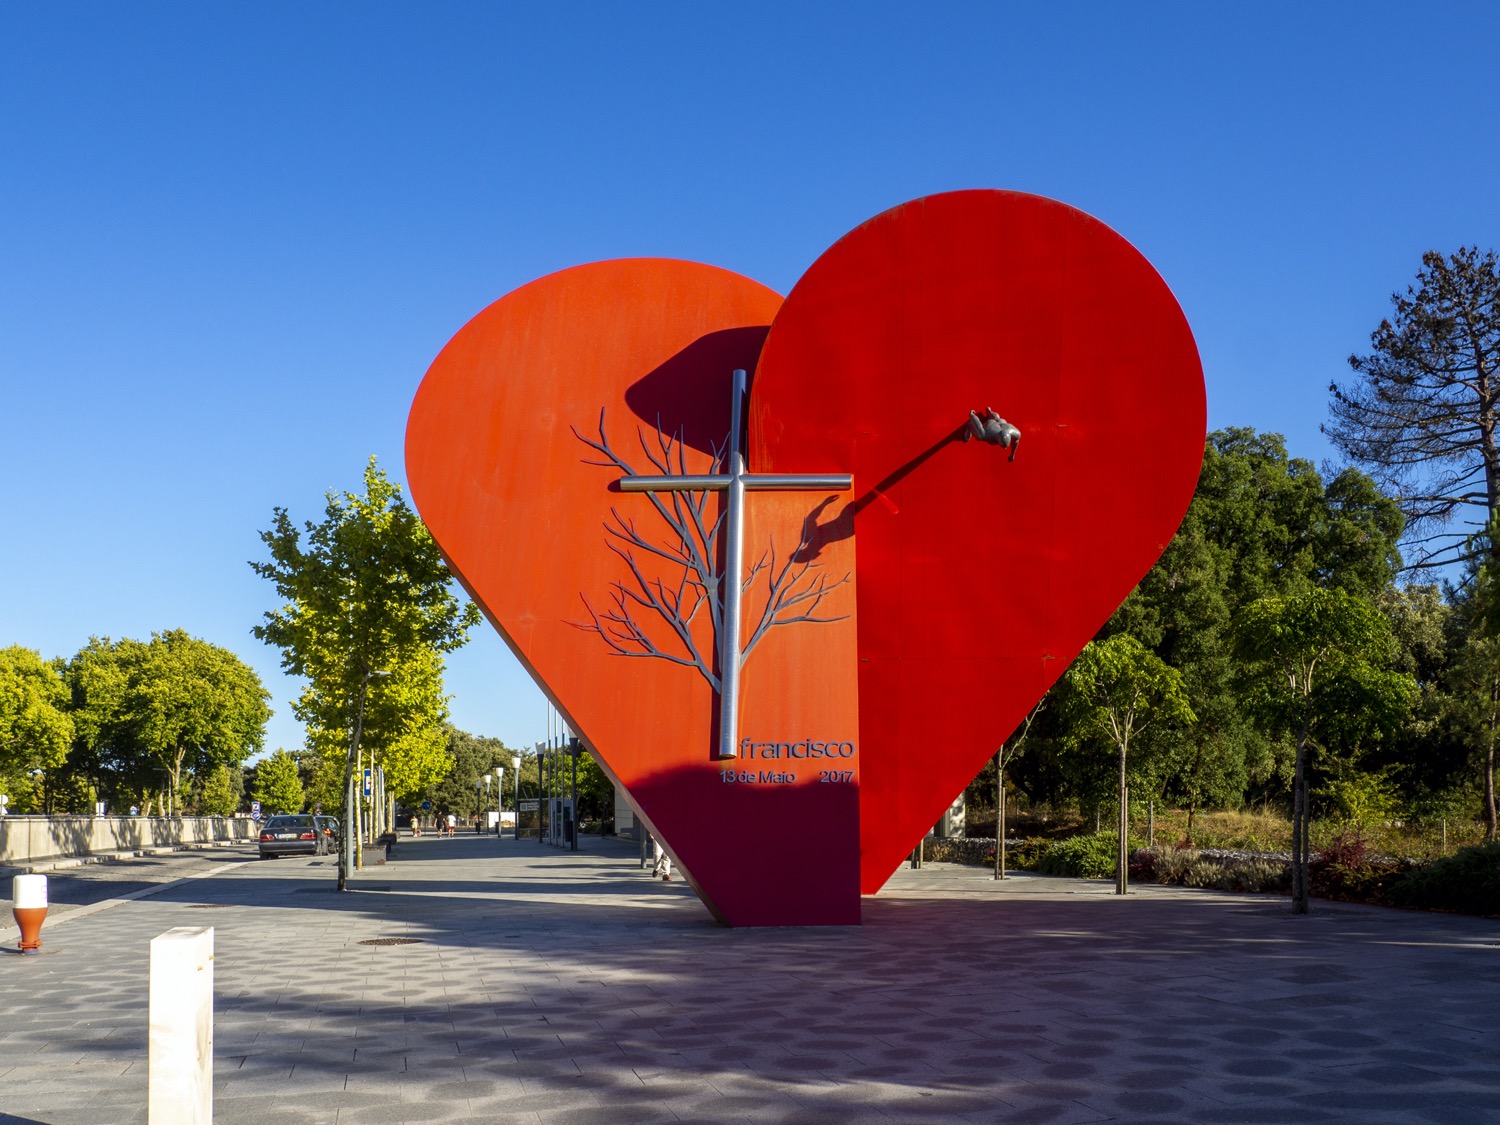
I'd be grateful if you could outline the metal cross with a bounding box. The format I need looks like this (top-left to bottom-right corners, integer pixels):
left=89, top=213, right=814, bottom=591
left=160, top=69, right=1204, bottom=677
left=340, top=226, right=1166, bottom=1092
left=617, top=368, right=852, bottom=759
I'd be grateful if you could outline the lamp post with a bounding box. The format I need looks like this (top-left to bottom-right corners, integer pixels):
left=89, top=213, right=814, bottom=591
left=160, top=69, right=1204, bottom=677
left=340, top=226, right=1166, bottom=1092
left=567, top=736, right=580, bottom=852
left=492, top=767, right=503, bottom=835
left=481, top=774, right=490, bottom=833
left=512, top=755, right=522, bottom=838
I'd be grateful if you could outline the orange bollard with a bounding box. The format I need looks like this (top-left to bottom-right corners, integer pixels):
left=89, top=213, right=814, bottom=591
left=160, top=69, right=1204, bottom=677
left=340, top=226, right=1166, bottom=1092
left=13, top=874, right=48, bottom=954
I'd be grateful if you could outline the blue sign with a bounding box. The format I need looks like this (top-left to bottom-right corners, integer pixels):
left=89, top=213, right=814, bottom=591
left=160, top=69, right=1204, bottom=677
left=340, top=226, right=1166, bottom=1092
left=250, top=800, right=261, bottom=820
left=420, top=800, right=432, bottom=810
left=363, top=768, right=372, bottom=796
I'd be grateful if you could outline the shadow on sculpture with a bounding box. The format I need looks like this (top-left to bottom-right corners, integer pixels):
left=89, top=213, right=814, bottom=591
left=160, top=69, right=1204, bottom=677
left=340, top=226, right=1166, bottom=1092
left=622, top=325, right=771, bottom=455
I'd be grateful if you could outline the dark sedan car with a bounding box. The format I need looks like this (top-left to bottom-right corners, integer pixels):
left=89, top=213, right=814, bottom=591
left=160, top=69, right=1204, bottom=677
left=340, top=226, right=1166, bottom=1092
left=314, top=815, right=340, bottom=852
left=258, top=814, right=328, bottom=859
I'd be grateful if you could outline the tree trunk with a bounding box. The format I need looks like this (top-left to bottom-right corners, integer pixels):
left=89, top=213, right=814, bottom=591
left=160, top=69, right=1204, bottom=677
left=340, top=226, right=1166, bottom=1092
left=1116, top=745, right=1128, bottom=896
left=1485, top=732, right=1497, bottom=844
left=1187, top=797, right=1196, bottom=845
left=994, top=757, right=1005, bottom=880
left=339, top=674, right=373, bottom=892
left=171, top=744, right=187, bottom=817
left=1292, top=723, right=1310, bottom=914
left=1485, top=681, right=1498, bottom=843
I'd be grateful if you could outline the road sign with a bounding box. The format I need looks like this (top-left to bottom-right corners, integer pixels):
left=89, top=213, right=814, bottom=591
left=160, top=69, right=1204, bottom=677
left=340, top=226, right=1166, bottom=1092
left=362, top=768, right=372, bottom=796
left=250, top=800, right=261, bottom=819
left=420, top=800, right=432, bottom=810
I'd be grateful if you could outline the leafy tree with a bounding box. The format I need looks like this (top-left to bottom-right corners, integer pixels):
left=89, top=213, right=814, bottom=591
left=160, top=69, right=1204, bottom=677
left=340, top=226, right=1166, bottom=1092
left=422, top=726, right=510, bottom=820
left=1326, top=247, right=1500, bottom=570
left=1445, top=539, right=1500, bottom=840
left=252, top=749, right=305, bottom=814
left=61, top=637, right=135, bottom=808
left=1234, top=588, right=1417, bottom=912
left=129, top=630, right=270, bottom=815
left=1061, top=635, right=1195, bottom=894
left=60, top=633, right=268, bottom=815
left=252, top=457, right=480, bottom=885
left=1101, top=429, right=1403, bottom=824
left=196, top=763, right=243, bottom=816
left=572, top=749, right=615, bottom=824
left=301, top=645, right=453, bottom=806
left=0, top=647, right=74, bottom=800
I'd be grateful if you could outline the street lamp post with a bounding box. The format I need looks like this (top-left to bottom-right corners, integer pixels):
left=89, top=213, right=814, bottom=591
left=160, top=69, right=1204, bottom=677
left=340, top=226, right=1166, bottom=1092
left=492, top=767, right=503, bottom=835
left=481, top=774, right=490, bottom=834
left=512, top=755, right=522, bottom=839
left=568, top=736, right=580, bottom=852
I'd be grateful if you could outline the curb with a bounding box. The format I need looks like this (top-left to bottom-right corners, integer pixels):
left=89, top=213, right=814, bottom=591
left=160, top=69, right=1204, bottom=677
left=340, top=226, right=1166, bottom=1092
left=0, top=858, right=254, bottom=940
left=0, top=839, right=248, bottom=877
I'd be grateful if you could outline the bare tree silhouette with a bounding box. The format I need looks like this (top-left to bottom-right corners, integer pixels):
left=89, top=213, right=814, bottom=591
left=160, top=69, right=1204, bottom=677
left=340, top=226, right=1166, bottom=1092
left=571, top=409, right=850, bottom=690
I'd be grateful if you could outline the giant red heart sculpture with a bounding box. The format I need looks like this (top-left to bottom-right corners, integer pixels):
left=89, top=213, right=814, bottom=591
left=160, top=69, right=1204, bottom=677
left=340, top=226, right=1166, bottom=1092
left=406, top=191, right=1204, bottom=924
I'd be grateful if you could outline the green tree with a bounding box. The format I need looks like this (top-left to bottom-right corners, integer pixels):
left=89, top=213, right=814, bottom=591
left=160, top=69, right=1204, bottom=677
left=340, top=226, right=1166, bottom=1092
left=302, top=645, right=454, bottom=807
left=196, top=762, right=243, bottom=816
left=252, top=458, right=480, bottom=886
left=1061, top=634, right=1195, bottom=895
left=252, top=749, right=305, bottom=814
left=572, top=750, right=616, bottom=825
left=129, top=630, right=270, bottom=815
left=1103, top=429, right=1402, bottom=822
left=420, top=726, right=510, bottom=822
left=0, top=646, right=74, bottom=812
left=1326, top=247, right=1500, bottom=570
left=1235, top=588, right=1417, bottom=912
left=60, top=633, right=269, bottom=815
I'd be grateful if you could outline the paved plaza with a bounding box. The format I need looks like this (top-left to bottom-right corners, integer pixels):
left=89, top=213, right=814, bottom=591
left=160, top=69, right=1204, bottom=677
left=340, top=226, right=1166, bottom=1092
left=2, top=833, right=1498, bottom=1125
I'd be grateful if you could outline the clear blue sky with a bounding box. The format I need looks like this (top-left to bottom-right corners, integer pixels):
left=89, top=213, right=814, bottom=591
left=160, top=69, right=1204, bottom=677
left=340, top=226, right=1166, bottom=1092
left=3, top=4, right=1497, bottom=758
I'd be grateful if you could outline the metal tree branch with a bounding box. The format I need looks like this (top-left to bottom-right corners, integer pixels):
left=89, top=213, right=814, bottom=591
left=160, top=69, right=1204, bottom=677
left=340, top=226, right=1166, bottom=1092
left=571, top=409, right=851, bottom=689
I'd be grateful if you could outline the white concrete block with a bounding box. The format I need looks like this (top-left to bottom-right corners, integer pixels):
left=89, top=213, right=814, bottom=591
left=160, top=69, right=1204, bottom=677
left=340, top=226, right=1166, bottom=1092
left=149, top=926, right=213, bottom=1125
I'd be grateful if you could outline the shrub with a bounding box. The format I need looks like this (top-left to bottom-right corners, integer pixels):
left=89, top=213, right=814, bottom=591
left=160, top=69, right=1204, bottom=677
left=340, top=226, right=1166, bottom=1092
left=1387, top=842, right=1500, bottom=918
left=1140, top=845, right=1200, bottom=884
left=1038, top=833, right=1117, bottom=878
left=1135, top=846, right=1288, bottom=893
left=1216, top=859, right=1288, bottom=893
left=1318, top=828, right=1371, bottom=871
left=1009, top=836, right=1052, bottom=870
left=1181, top=860, right=1224, bottom=888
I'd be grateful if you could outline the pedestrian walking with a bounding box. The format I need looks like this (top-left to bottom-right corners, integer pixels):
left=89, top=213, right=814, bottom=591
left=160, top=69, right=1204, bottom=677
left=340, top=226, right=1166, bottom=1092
left=446, top=812, right=457, bottom=837
left=651, top=835, right=673, bottom=882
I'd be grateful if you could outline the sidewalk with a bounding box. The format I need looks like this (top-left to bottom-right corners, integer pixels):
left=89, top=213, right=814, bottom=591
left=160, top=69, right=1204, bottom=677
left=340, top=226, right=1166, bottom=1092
left=2, top=833, right=1498, bottom=1124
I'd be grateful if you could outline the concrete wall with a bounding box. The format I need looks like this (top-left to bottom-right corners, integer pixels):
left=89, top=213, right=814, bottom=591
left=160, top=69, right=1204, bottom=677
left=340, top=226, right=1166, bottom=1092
left=0, top=816, right=257, bottom=866
left=614, top=784, right=641, bottom=841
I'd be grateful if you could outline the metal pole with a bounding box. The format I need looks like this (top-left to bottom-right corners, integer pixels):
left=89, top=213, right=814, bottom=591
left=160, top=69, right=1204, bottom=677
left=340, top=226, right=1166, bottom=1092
left=996, top=763, right=1006, bottom=880
left=717, top=368, right=749, bottom=761
left=570, top=738, right=579, bottom=852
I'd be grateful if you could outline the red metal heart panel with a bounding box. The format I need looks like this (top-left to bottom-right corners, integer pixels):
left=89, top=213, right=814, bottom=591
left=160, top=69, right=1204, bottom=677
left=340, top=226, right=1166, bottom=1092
left=406, top=259, right=863, bottom=926
left=749, top=190, right=1206, bottom=893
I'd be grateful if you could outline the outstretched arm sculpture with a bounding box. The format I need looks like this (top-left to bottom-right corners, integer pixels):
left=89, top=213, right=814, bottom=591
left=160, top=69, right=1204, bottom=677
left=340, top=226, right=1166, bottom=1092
left=964, top=408, right=1021, bottom=461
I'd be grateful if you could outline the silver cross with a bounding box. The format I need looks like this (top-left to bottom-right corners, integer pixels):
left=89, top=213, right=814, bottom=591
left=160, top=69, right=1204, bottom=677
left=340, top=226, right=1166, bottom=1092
left=617, top=369, right=852, bottom=759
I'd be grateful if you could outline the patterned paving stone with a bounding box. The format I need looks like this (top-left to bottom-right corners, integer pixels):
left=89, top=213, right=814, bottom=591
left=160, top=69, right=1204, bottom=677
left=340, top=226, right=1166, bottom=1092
left=2, top=836, right=1499, bottom=1122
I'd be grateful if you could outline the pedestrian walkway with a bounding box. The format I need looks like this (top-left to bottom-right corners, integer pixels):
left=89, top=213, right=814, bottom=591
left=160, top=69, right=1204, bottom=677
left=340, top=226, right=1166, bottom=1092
left=2, top=833, right=1498, bottom=1124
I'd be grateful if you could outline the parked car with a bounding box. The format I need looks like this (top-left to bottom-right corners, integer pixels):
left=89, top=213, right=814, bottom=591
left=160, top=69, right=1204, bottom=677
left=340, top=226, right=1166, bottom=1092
left=258, top=814, right=327, bottom=859
left=314, top=815, right=340, bottom=851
